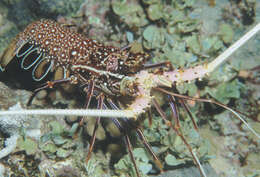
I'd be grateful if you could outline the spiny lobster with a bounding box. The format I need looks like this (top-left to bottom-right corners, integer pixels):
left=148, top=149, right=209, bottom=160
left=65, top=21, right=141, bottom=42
left=0, top=19, right=259, bottom=177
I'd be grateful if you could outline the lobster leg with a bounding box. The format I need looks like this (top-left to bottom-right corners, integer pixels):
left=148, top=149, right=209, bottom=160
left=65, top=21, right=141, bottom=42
left=152, top=97, right=207, bottom=177
left=102, top=100, right=140, bottom=177
left=79, top=80, right=95, bottom=127
left=108, top=114, right=141, bottom=177
left=27, top=78, right=70, bottom=106
left=179, top=98, right=199, bottom=131
left=147, top=108, right=153, bottom=127
left=169, top=95, right=199, bottom=131
left=168, top=95, right=181, bottom=130
left=84, top=80, right=95, bottom=109
left=152, top=99, right=171, bottom=127
left=106, top=99, right=142, bottom=176
left=135, top=128, right=163, bottom=172
left=70, top=80, right=96, bottom=139
left=107, top=99, right=163, bottom=174
left=154, top=87, right=260, bottom=139
left=124, top=134, right=140, bottom=177
left=85, top=93, right=104, bottom=163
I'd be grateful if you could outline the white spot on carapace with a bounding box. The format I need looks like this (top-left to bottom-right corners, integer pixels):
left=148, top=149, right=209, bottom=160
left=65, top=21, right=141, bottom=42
left=71, top=50, right=77, bottom=56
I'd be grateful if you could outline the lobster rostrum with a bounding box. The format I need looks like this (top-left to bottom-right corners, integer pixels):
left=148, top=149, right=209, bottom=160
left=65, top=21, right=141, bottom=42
left=0, top=19, right=259, bottom=177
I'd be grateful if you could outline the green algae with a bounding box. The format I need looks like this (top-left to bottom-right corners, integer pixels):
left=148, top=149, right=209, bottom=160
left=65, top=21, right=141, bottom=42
left=219, top=23, right=234, bottom=44
left=16, top=137, right=37, bottom=155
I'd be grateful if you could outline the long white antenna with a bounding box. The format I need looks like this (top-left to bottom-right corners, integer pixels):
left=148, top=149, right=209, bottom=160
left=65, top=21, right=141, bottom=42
left=207, top=23, right=260, bottom=73
left=0, top=109, right=135, bottom=118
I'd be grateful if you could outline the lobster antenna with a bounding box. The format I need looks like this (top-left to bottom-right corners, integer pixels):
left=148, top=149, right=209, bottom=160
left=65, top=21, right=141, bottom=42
left=0, top=108, right=135, bottom=118
left=207, top=22, right=260, bottom=73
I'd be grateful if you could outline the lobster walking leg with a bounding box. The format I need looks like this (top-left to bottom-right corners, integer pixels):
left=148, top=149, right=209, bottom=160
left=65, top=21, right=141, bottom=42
left=168, top=95, right=181, bottom=130
left=79, top=80, right=95, bottom=127
left=175, top=96, right=199, bottom=131
left=27, top=78, right=71, bottom=106
left=124, top=134, right=140, bottom=177
left=83, top=80, right=95, bottom=109
left=154, top=87, right=260, bottom=139
left=86, top=93, right=104, bottom=163
left=152, top=97, right=207, bottom=177
left=106, top=99, right=140, bottom=176
left=135, top=128, right=163, bottom=172
left=107, top=98, right=164, bottom=175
